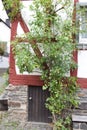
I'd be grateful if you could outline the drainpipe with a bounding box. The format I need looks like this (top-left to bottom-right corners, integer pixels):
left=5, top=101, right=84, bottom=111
left=0, top=18, right=11, bottom=29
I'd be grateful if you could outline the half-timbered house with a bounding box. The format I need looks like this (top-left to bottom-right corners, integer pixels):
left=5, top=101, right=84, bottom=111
left=2, top=0, right=87, bottom=129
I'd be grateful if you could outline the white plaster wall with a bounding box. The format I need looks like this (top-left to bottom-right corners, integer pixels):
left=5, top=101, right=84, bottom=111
left=0, top=0, right=10, bottom=53
left=78, top=51, right=87, bottom=78
left=79, top=0, right=87, bottom=2
left=77, top=0, right=87, bottom=78
left=0, top=23, right=10, bottom=41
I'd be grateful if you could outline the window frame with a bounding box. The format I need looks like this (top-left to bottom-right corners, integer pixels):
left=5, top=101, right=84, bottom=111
left=79, top=4, right=87, bottom=44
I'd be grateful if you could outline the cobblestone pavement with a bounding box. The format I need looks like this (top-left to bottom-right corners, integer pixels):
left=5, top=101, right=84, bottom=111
left=0, top=111, right=53, bottom=130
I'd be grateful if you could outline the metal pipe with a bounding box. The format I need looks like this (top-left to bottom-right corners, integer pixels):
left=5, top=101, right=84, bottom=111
left=0, top=18, right=11, bottom=29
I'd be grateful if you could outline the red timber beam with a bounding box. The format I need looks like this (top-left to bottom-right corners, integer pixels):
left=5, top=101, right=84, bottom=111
left=9, top=7, right=44, bottom=86
left=70, top=0, right=79, bottom=77
left=77, top=0, right=87, bottom=88
left=71, top=0, right=87, bottom=88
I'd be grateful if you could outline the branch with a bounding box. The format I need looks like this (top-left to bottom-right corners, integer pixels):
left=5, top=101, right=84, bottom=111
left=55, top=6, right=64, bottom=13
left=14, top=37, right=49, bottom=70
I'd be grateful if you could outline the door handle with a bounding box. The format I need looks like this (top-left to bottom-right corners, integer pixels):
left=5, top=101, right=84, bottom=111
left=29, top=97, right=32, bottom=100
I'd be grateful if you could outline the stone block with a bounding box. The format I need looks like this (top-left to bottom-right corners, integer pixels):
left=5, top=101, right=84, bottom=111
left=24, top=122, right=53, bottom=130
left=0, top=99, right=8, bottom=111
left=79, top=102, right=87, bottom=110
left=72, top=114, right=87, bottom=122
left=73, top=122, right=80, bottom=129
left=80, top=123, right=87, bottom=130
left=8, top=101, right=21, bottom=108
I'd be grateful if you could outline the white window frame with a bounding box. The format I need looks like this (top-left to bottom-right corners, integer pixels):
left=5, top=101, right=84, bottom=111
left=79, top=3, right=87, bottom=44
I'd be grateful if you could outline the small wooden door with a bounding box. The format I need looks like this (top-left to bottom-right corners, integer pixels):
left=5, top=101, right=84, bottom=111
left=28, top=86, right=52, bottom=123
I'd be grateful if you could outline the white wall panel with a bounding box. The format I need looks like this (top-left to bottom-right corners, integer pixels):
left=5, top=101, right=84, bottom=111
left=78, top=50, right=87, bottom=78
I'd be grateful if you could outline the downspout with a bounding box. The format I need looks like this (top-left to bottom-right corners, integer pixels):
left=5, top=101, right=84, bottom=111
left=0, top=18, right=11, bottom=29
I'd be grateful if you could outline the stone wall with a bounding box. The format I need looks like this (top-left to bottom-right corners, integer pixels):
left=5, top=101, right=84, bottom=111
left=6, top=84, right=28, bottom=122
left=72, top=88, right=87, bottom=130
left=5, top=85, right=87, bottom=130
left=4, top=84, right=53, bottom=130
left=3, top=85, right=87, bottom=130
left=73, top=121, right=87, bottom=130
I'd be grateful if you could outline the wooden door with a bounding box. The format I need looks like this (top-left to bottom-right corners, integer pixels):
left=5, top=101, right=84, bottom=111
left=28, top=86, right=52, bottom=123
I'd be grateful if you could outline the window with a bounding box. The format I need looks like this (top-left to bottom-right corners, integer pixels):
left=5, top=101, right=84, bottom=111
left=77, top=4, right=87, bottom=78
left=79, top=6, right=87, bottom=43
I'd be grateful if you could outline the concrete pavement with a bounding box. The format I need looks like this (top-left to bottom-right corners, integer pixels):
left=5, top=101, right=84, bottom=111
left=0, top=56, right=9, bottom=68
left=0, top=56, right=9, bottom=75
left=0, top=56, right=9, bottom=88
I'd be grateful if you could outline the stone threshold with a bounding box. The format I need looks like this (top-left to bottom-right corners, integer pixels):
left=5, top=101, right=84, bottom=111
left=72, top=114, right=87, bottom=122
left=25, top=122, right=53, bottom=130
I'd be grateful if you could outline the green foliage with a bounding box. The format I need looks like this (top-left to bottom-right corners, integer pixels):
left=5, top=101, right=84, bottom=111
left=3, top=68, right=9, bottom=86
left=0, top=47, right=4, bottom=55
left=0, top=69, right=9, bottom=95
left=3, top=0, right=23, bottom=21
left=12, top=40, right=39, bottom=73
left=11, top=0, right=78, bottom=129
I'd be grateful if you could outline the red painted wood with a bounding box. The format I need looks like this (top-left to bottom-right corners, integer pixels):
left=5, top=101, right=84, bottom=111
left=71, top=0, right=86, bottom=88
left=71, top=0, right=78, bottom=77
left=10, top=0, right=87, bottom=88
left=9, top=75, right=43, bottom=86
left=19, top=16, right=30, bottom=33
left=74, top=0, right=79, bottom=3
left=19, top=17, right=44, bottom=59
left=9, top=16, right=44, bottom=86
left=21, top=0, right=33, bottom=1
left=78, top=78, right=87, bottom=88
left=72, top=0, right=87, bottom=88
left=70, top=51, right=78, bottom=77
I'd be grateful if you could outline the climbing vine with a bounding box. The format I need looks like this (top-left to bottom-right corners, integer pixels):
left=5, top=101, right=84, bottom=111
left=6, top=0, right=79, bottom=129
left=3, top=0, right=23, bottom=21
